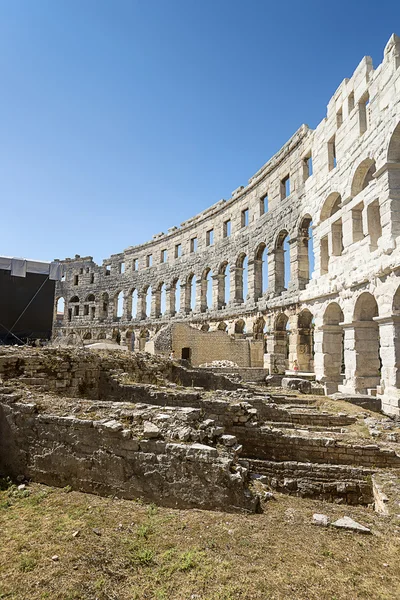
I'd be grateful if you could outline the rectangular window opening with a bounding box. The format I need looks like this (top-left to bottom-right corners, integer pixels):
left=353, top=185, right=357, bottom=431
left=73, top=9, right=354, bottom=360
left=206, top=229, right=214, bottom=246
left=260, top=194, right=268, bottom=215
left=241, top=208, right=249, bottom=227
left=74, top=275, right=79, bottom=286
left=190, top=237, right=197, bottom=253
left=359, top=93, right=369, bottom=136
left=119, top=262, right=125, bottom=274
left=132, top=258, right=138, bottom=271
left=281, top=175, right=290, bottom=199
left=328, top=136, right=336, bottom=171
left=146, top=254, right=153, bottom=267
left=90, top=273, right=95, bottom=284
left=161, top=249, right=167, bottom=263
left=303, top=155, right=313, bottom=181
left=175, top=243, right=182, bottom=258
left=348, top=92, right=355, bottom=113
left=336, top=108, right=343, bottom=129
left=223, top=219, right=231, bottom=237
left=84, top=304, right=89, bottom=316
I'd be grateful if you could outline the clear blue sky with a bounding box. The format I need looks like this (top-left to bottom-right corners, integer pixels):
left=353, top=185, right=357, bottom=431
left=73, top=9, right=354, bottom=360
left=1, top=0, right=399, bottom=264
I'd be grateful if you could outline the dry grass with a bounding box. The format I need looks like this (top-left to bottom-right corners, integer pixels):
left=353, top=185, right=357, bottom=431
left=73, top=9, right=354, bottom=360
left=1, top=482, right=400, bottom=600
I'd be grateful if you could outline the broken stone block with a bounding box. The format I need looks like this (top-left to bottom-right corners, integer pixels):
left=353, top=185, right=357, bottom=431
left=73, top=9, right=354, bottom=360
left=282, top=378, right=312, bottom=394
left=143, top=421, right=160, bottom=439
left=313, top=513, right=329, bottom=527
left=220, top=434, right=237, bottom=447
left=331, top=516, right=371, bottom=534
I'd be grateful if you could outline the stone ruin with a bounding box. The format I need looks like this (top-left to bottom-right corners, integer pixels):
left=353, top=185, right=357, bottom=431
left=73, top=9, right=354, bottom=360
left=3, top=34, right=400, bottom=514
left=52, top=34, right=400, bottom=417
left=1, top=346, right=400, bottom=514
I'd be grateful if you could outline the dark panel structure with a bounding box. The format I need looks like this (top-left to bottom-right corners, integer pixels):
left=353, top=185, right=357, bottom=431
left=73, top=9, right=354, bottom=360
left=0, top=269, right=56, bottom=343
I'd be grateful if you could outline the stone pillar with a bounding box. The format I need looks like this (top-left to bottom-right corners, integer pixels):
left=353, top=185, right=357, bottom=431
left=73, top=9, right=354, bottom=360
left=234, top=266, right=244, bottom=303
left=289, top=235, right=309, bottom=290
left=124, top=292, right=132, bottom=321
left=166, top=284, right=176, bottom=317
left=138, top=292, right=147, bottom=320
left=151, top=289, right=160, bottom=319
left=180, top=281, right=191, bottom=314
left=287, top=314, right=298, bottom=370
left=212, top=273, right=221, bottom=310
left=267, top=248, right=284, bottom=295
left=314, top=324, right=343, bottom=394
left=376, top=315, right=400, bottom=414
left=253, top=258, right=263, bottom=301
left=247, top=258, right=256, bottom=302
left=229, top=266, right=238, bottom=305
left=339, top=321, right=380, bottom=394
left=196, top=278, right=204, bottom=313
left=265, top=330, right=288, bottom=374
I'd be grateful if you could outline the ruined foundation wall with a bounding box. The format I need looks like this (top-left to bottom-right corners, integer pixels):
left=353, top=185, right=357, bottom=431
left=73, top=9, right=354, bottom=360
left=0, top=401, right=257, bottom=513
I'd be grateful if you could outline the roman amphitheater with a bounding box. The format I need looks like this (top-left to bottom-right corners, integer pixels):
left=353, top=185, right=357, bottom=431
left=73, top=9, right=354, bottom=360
left=54, top=34, right=400, bottom=417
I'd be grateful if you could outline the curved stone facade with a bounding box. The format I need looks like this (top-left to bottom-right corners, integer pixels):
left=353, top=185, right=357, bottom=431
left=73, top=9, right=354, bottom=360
left=54, top=34, right=400, bottom=415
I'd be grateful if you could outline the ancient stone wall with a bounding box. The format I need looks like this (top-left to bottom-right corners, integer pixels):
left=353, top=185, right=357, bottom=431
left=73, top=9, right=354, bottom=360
left=53, top=34, right=400, bottom=415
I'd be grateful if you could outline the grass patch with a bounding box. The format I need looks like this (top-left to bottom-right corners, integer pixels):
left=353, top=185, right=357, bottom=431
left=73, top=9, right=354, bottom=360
left=0, top=482, right=400, bottom=599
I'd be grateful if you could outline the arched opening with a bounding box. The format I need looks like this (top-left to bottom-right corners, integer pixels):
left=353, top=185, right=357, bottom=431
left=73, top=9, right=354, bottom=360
left=130, top=289, right=138, bottom=320
left=187, top=274, right=196, bottom=312
left=388, top=122, right=400, bottom=163
left=298, top=216, right=314, bottom=287
left=157, top=282, right=166, bottom=317
left=173, top=279, right=181, bottom=315
left=275, top=231, right=290, bottom=292
left=200, top=323, right=210, bottom=332
left=55, top=297, right=65, bottom=325
left=235, top=254, right=248, bottom=303
left=296, top=309, right=314, bottom=372
left=234, top=319, right=246, bottom=335
left=84, top=294, right=96, bottom=320
left=351, top=159, right=376, bottom=198
left=114, top=291, right=124, bottom=320
left=320, top=193, right=342, bottom=222
left=201, top=268, right=212, bottom=312
left=254, top=243, right=268, bottom=300
left=351, top=292, right=380, bottom=393
left=83, top=332, right=92, bottom=341
left=86, top=294, right=95, bottom=302
left=218, top=321, right=227, bottom=332
left=97, top=331, right=106, bottom=340
left=145, top=287, right=152, bottom=318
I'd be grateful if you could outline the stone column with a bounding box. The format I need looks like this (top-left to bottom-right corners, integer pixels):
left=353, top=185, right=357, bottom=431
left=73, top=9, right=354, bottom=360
left=339, top=321, right=380, bottom=394
left=247, top=258, right=256, bottom=302
left=234, top=266, right=244, bottom=303
left=124, top=292, right=132, bottom=321
left=253, top=258, right=263, bottom=301
left=289, top=235, right=309, bottom=290
left=212, top=273, right=221, bottom=310
left=375, top=315, right=400, bottom=414
left=267, top=248, right=284, bottom=295
left=196, top=278, right=204, bottom=313
left=314, top=324, right=343, bottom=394
left=166, top=284, right=176, bottom=317
left=180, top=281, right=191, bottom=314
left=151, top=289, right=160, bottom=319
left=137, top=292, right=147, bottom=320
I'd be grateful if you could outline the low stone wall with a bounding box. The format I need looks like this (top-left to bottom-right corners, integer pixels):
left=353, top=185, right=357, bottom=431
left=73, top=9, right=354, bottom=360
left=232, top=426, right=400, bottom=468
left=198, top=367, right=268, bottom=383
left=246, top=458, right=374, bottom=505
left=0, top=400, right=258, bottom=513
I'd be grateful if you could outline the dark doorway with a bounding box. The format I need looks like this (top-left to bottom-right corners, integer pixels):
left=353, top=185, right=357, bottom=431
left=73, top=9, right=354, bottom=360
left=181, top=347, right=191, bottom=360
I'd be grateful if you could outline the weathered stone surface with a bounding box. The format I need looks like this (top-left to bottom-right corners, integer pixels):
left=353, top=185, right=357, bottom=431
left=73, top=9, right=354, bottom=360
left=143, top=421, right=160, bottom=438
left=282, top=378, right=311, bottom=394
left=313, top=513, right=329, bottom=527
left=331, top=516, right=371, bottom=534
